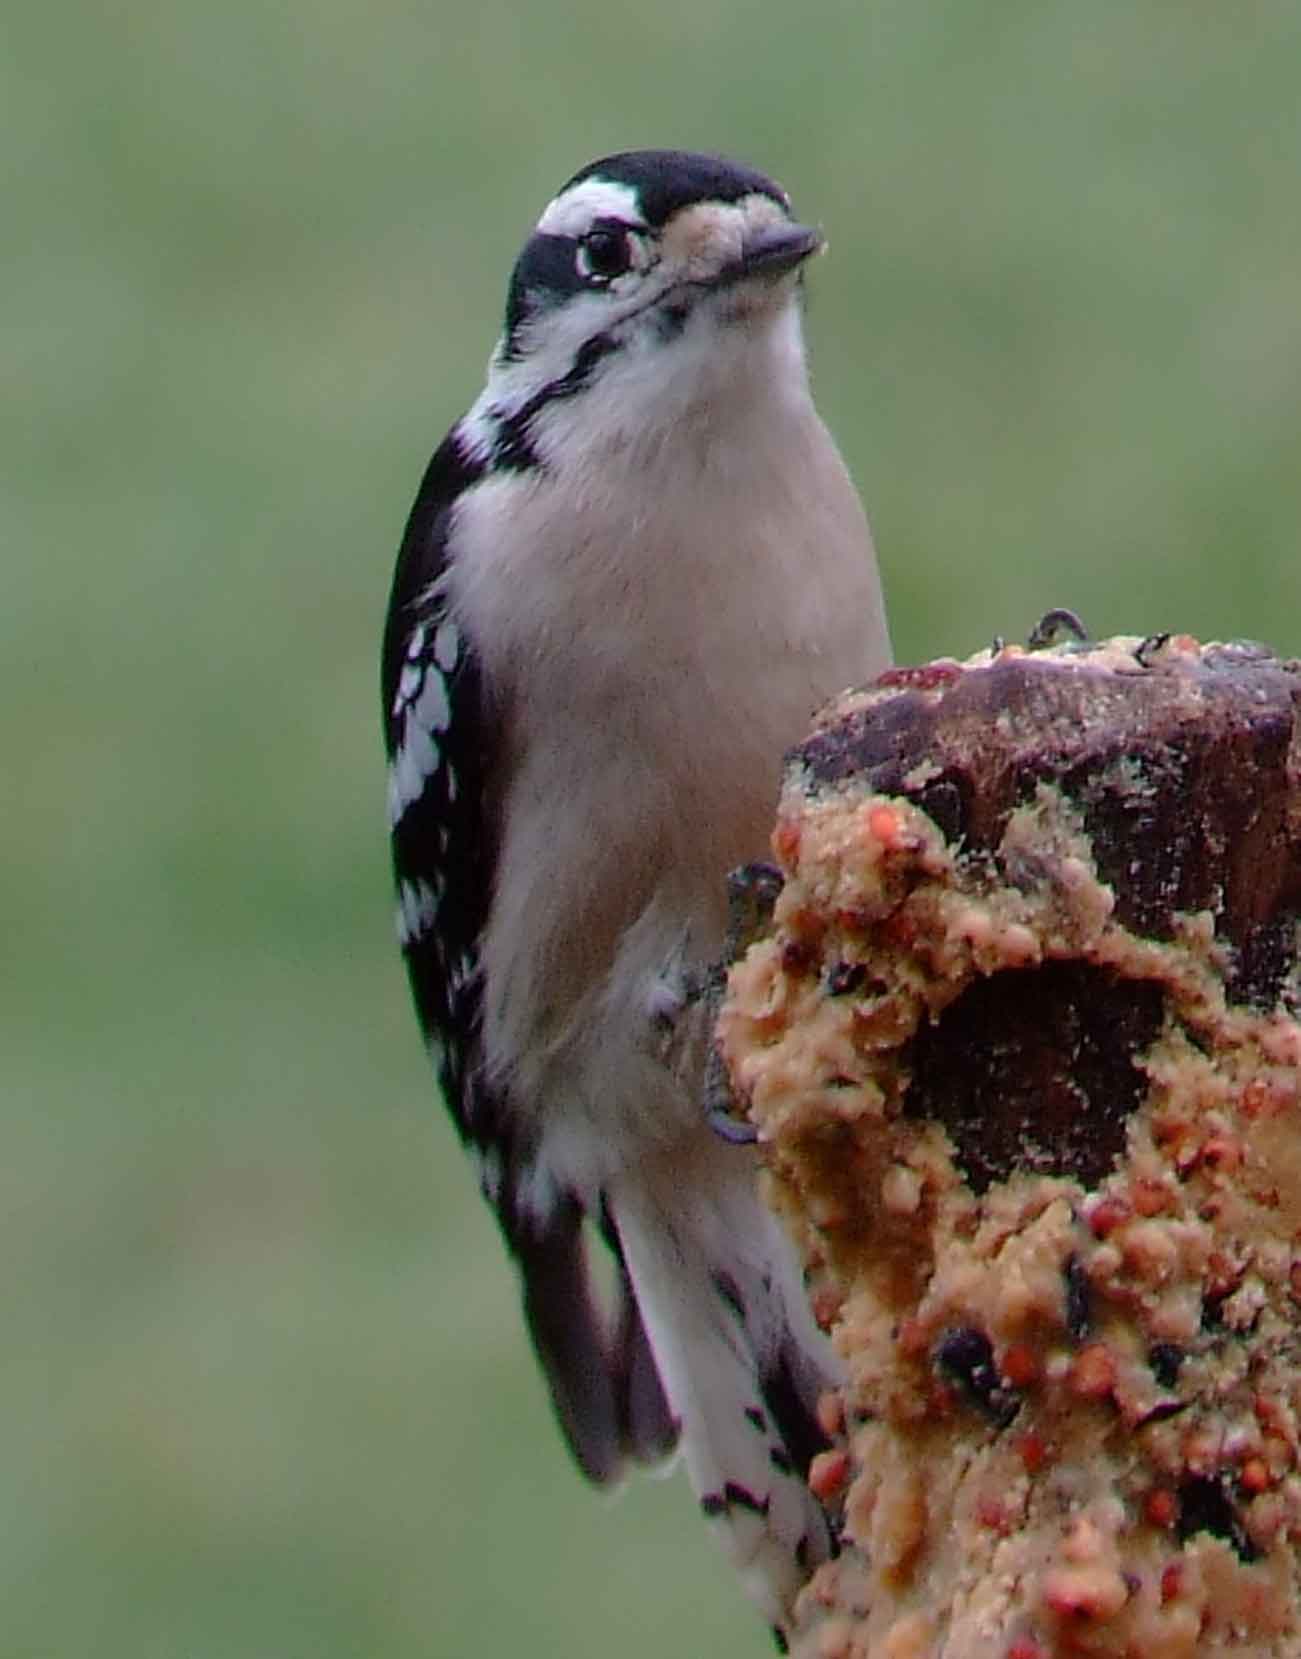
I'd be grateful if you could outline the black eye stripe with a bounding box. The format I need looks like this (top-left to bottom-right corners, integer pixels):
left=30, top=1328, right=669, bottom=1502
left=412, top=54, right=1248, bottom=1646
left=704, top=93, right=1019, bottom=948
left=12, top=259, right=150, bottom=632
left=503, top=232, right=586, bottom=343
left=502, top=217, right=647, bottom=342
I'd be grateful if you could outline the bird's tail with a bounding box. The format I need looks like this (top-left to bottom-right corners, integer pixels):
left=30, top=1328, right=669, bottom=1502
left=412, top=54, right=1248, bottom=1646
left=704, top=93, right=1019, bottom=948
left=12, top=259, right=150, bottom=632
left=607, top=1132, right=838, bottom=1640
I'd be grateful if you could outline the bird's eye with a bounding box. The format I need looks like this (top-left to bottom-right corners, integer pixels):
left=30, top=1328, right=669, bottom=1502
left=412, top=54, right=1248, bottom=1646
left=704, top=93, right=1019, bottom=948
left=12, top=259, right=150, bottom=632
left=577, top=226, right=634, bottom=283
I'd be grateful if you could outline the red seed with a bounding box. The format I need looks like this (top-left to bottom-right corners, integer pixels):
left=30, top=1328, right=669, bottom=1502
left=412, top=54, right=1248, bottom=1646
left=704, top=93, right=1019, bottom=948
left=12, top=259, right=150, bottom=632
left=1254, top=1394, right=1284, bottom=1432
left=1262, top=1433, right=1293, bottom=1477
left=1130, top=1178, right=1174, bottom=1217
left=1200, top=1135, right=1241, bottom=1174
left=1087, top=1197, right=1131, bottom=1238
left=877, top=661, right=962, bottom=691
left=1001, top=1342, right=1041, bottom=1389
left=811, top=1287, right=841, bottom=1332
left=976, top=1494, right=1009, bottom=1533
left=1069, top=1343, right=1117, bottom=1400
left=1241, top=1072, right=1297, bottom=1118
left=1240, top=1457, right=1271, bottom=1494
left=815, top=1390, right=845, bottom=1440
left=929, top=1381, right=958, bottom=1417
left=772, top=820, right=801, bottom=866
left=1160, top=1562, right=1182, bottom=1604
left=808, top=1449, right=850, bottom=1502
left=1205, top=1252, right=1242, bottom=1298
left=866, top=804, right=903, bottom=848
left=1042, top=1566, right=1125, bottom=1621
left=1144, top=1488, right=1178, bottom=1528
left=1016, top=1431, right=1050, bottom=1474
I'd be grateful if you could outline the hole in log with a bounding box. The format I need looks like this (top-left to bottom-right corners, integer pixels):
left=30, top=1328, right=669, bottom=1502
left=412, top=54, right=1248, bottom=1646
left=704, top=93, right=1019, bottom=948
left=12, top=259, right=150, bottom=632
left=1176, top=1475, right=1258, bottom=1562
left=904, top=962, right=1166, bottom=1193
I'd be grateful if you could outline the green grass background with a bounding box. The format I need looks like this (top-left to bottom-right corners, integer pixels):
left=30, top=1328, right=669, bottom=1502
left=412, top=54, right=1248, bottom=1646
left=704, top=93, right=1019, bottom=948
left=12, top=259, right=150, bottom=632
left=6, top=0, right=1300, bottom=1653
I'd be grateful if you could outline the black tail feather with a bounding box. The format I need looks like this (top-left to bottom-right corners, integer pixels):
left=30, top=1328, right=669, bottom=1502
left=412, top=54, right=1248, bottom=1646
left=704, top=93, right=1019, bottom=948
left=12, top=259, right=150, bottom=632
left=518, top=1197, right=678, bottom=1485
left=614, top=1255, right=680, bottom=1463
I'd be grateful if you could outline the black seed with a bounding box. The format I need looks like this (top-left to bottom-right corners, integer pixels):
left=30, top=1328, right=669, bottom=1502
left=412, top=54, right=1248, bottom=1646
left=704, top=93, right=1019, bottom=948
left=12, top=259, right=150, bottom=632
left=1136, top=1396, right=1192, bottom=1428
left=745, top=1406, right=766, bottom=1433
left=914, top=777, right=965, bottom=844
left=1135, top=632, right=1171, bottom=668
left=769, top=1445, right=793, bottom=1475
left=935, top=1327, right=1020, bottom=1428
left=1063, top=1253, right=1091, bottom=1340
left=826, top=961, right=868, bottom=997
left=936, top=1327, right=996, bottom=1385
left=700, top=1491, right=727, bottom=1517
left=1027, top=607, right=1090, bottom=649
left=1148, top=1343, right=1185, bottom=1387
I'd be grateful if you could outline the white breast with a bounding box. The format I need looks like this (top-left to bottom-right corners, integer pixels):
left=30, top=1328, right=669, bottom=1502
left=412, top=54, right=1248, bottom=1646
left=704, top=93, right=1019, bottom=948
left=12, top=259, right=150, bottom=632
left=448, top=299, right=890, bottom=1200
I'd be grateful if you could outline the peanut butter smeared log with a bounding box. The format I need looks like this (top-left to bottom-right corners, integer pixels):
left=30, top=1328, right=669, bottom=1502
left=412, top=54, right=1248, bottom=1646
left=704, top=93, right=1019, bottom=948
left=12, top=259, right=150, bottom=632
left=716, top=634, right=1301, bottom=1659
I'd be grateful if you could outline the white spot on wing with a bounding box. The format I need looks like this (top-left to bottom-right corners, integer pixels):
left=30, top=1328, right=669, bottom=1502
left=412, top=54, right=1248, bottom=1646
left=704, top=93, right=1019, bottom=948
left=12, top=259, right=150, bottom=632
left=433, top=620, right=460, bottom=674
left=387, top=650, right=459, bottom=825
left=393, top=659, right=421, bottom=716
left=388, top=719, right=441, bottom=825
left=414, top=668, right=451, bottom=734
left=396, top=878, right=439, bottom=945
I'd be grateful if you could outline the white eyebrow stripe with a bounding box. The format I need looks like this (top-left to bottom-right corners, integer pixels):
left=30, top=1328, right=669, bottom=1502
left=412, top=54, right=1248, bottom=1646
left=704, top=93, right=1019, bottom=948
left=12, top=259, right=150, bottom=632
left=537, top=178, right=644, bottom=237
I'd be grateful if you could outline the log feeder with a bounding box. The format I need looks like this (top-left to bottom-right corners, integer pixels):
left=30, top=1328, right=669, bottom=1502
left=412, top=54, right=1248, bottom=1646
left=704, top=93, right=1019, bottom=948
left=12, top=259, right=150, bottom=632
left=717, top=633, right=1301, bottom=1658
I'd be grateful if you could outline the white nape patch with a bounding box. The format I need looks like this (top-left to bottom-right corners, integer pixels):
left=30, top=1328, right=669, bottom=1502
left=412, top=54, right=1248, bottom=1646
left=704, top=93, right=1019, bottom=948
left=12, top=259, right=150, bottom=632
left=537, top=177, right=644, bottom=238
left=396, top=877, right=439, bottom=945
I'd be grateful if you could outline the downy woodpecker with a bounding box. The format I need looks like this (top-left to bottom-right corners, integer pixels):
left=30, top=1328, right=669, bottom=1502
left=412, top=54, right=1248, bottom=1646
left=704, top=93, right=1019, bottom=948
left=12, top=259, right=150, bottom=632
left=382, top=149, right=891, bottom=1641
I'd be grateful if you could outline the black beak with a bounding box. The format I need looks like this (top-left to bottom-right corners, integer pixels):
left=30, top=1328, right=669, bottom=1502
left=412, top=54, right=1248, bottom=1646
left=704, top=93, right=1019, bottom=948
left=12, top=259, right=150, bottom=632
left=728, top=221, right=824, bottom=283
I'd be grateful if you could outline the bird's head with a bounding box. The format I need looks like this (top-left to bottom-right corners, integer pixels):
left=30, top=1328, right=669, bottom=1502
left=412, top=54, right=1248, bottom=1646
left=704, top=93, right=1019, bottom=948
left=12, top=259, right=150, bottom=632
left=465, top=150, right=825, bottom=472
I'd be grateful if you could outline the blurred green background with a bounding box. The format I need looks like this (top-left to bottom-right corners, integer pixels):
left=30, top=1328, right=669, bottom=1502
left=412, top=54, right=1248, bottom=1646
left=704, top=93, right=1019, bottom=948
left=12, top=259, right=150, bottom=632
left=6, top=0, right=1299, bottom=1653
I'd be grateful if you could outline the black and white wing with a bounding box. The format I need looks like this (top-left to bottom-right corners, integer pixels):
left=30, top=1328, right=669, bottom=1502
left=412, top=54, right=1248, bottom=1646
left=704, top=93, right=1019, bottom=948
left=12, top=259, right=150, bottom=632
left=382, top=428, right=677, bottom=1485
